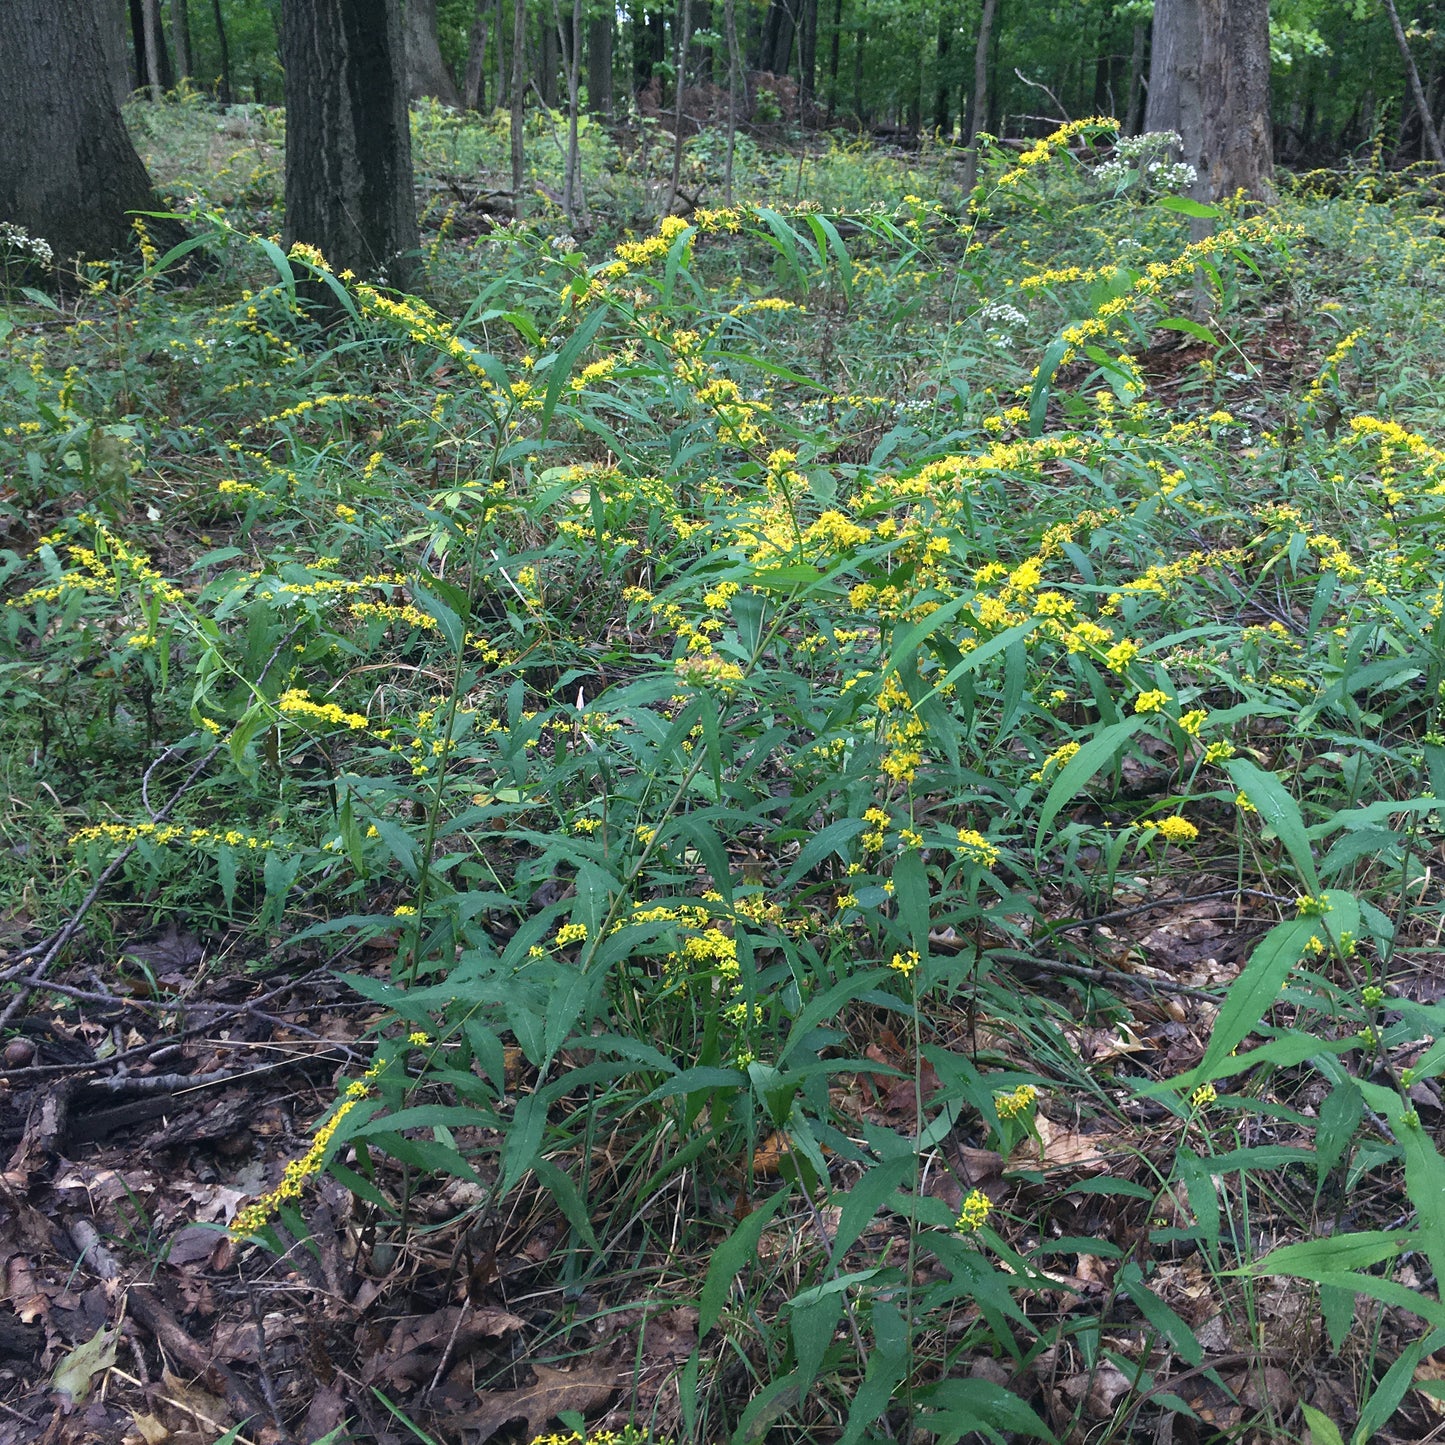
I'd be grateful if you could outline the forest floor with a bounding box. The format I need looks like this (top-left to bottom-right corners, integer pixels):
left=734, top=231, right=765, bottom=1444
left=3, top=103, right=1445, bottom=1445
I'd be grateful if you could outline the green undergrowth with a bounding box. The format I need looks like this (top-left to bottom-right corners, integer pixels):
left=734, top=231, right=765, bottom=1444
left=7, top=118, right=1445, bottom=1442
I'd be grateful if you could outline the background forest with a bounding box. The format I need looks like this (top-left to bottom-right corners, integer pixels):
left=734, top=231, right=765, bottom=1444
left=98, top=0, right=1445, bottom=167
left=6, top=3, right=1445, bottom=1445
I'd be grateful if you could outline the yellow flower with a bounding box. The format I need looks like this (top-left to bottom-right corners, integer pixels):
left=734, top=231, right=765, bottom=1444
left=994, top=1084, right=1037, bottom=1119
left=1190, top=1083, right=1217, bottom=1110
left=956, top=1189, right=992, bottom=1231
left=556, top=921, right=589, bottom=946
left=393, top=904, right=417, bottom=916
left=1150, top=815, right=1198, bottom=843
left=955, top=828, right=999, bottom=868
left=889, top=950, right=920, bottom=977
left=1134, top=689, right=1170, bottom=714
left=1177, top=709, right=1208, bottom=736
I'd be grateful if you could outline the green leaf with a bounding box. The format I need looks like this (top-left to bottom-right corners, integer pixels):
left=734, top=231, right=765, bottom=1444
left=1158, top=315, right=1217, bottom=343
left=919, top=1377, right=1058, bottom=1443
left=1158, top=195, right=1221, bottom=218
left=532, top=1155, right=601, bottom=1252
left=831, top=1154, right=916, bottom=1259
left=1358, top=1079, right=1445, bottom=1295
left=699, top=1187, right=791, bottom=1334
left=539, top=302, right=607, bottom=436
left=410, top=580, right=465, bottom=656
left=1036, top=717, right=1148, bottom=847
left=1225, top=758, right=1320, bottom=893
left=1169, top=913, right=1319, bottom=1092
left=51, top=1326, right=118, bottom=1407
left=1300, top=1403, right=1346, bottom=1445
left=1028, top=332, right=1070, bottom=437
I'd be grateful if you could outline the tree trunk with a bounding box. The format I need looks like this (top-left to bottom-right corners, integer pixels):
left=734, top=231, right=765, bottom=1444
left=170, top=0, right=191, bottom=80
left=1145, top=0, right=1273, bottom=199
left=961, top=0, right=998, bottom=189
left=510, top=0, right=526, bottom=206
left=101, top=0, right=133, bottom=105
left=587, top=12, right=612, bottom=115
left=141, top=0, right=163, bottom=98
left=493, top=0, right=505, bottom=102
left=129, top=0, right=175, bottom=93
left=667, top=0, right=692, bottom=210
left=825, top=0, right=842, bottom=118
left=210, top=0, right=233, bottom=101
left=556, top=0, right=589, bottom=227
left=759, top=0, right=796, bottom=74
left=539, top=11, right=559, bottom=106
left=797, top=0, right=817, bottom=110
left=1380, top=0, right=1445, bottom=163
left=1123, top=19, right=1145, bottom=134
left=0, top=0, right=187, bottom=278
left=281, top=0, right=419, bottom=288
left=934, top=9, right=952, bottom=135
left=464, top=0, right=490, bottom=109
left=724, top=0, right=740, bottom=198
left=851, top=24, right=863, bottom=120
left=406, top=0, right=462, bottom=104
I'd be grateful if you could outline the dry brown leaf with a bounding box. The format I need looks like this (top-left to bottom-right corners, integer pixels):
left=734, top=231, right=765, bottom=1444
left=1416, top=1353, right=1445, bottom=1416
left=361, top=1305, right=527, bottom=1389
left=1008, top=1115, right=1114, bottom=1174
left=6, top=1253, right=47, bottom=1322
left=457, top=1362, right=619, bottom=1443
left=128, top=1410, right=171, bottom=1444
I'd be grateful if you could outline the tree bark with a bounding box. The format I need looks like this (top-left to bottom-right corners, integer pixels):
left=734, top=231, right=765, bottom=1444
left=1124, top=19, right=1145, bottom=134
left=101, top=0, right=133, bottom=105
left=510, top=0, right=526, bottom=207
left=556, top=0, right=589, bottom=227
left=1380, top=0, right=1445, bottom=164
left=934, top=9, right=952, bottom=135
left=141, top=0, right=163, bottom=99
left=210, top=0, right=233, bottom=101
left=281, top=0, right=419, bottom=288
left=668, top=0, right=692, bottom=210
left=1145, top=0, right=1273, bottom=200
left=406, top=0, right=463, bottom=104
left=0, top=0, right=187, bottom=277
left=539, top=10, right=559, bottom=106
left=825, top=0, right=842, bottom=118
left=587, top=12, right=613, bottom=115
left=129, top=0, right=174, bottom=93
left=464, top=0, right=490, bottom=109
left=961, top=0, right=999, bottom=190
left=797, top=0, right=818, bottom=111
left=724, top=0, right=740, bottom=198
left=852, top=23, right=863, bottom=120
left=170, top=0, right=191, bottom=80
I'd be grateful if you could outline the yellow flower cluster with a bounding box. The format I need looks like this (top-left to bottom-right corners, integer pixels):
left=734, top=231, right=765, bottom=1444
left=956, top=1188, right=992, bottom=1231
left=996, top=117, right=1116, bottom=189
left=232, top=1055, right=386, bottom=1237
left=277, top=689, right=369, bottom=730
left=955, top=828, right=999, bottom=868
left=994, top=1083, right=1038, bottom=1119
left=1142, top=815, right=1199, bottom=843
left=71, top=820, right=276, bottom=852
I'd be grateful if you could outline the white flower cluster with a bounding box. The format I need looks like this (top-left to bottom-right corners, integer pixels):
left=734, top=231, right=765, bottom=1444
left=1114, top=130, right=1182, bottom=161
left=1090, top=132, right=1197, bottom=196
left=978, top=300, right=1028, bottom=336
left=1147, top=160, right=1199, bottom=192
left=0, top=222, right=54, bottom=269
